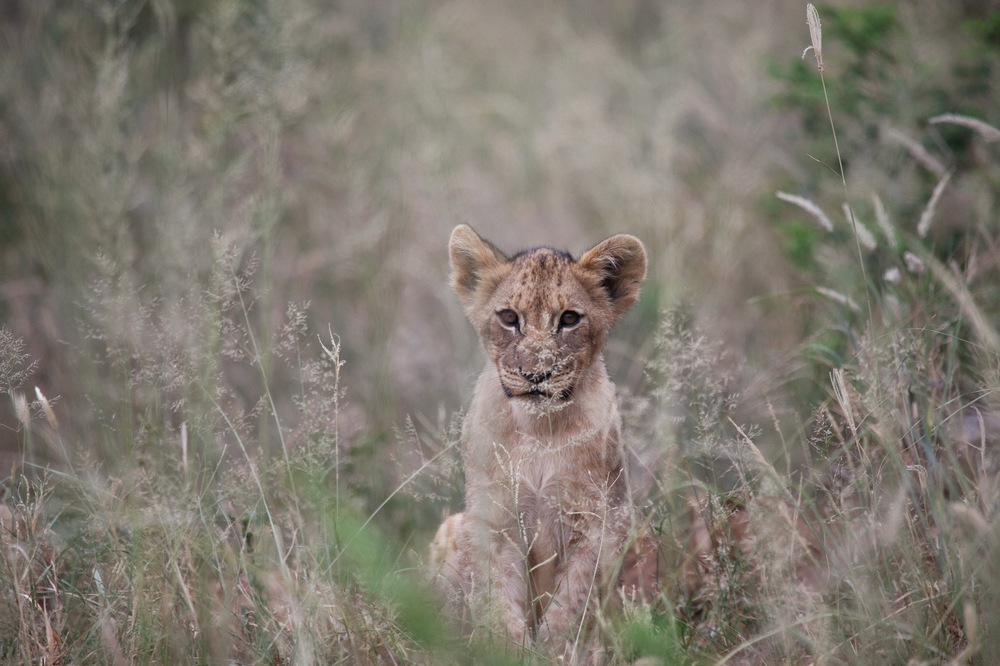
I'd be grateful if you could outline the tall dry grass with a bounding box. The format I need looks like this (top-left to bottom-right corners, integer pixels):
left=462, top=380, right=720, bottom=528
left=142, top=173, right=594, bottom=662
left=0, top=0, right=999, bottom=663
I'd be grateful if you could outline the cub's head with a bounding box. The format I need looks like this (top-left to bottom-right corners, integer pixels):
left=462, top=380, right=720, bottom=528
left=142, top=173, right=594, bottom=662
left=449, top=224, right=646, bottom=407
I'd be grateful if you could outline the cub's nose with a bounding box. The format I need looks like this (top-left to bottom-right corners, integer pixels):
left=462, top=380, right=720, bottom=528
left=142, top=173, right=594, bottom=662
left=519, top=368, right=552, bottom=384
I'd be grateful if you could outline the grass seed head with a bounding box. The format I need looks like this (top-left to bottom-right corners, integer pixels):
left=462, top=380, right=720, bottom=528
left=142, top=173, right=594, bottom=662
left=917, top=172, right=952, bottom=238
left=34, top=386, right=58, bottom=430
left=929, top=113, right=1000, bottom=143
left=872, top=193, right=897, bottom=250
left=13, top=392, right=30, bottom=427
left=842, top=203, right=876, bottom=251
left=903, top=251, right=925, bottom=275
left=805, top=4, right=823, bottom=72
left=776, top=191, right=834, bottom=233
left=816, top=287, right=860, bottom=313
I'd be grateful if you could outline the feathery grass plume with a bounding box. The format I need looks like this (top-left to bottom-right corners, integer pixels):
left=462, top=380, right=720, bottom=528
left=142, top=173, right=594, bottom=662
left=903, top=251, right=925, bottom=275
left=803, top=4, right=823, bottom=72
left=883, top=126, right=947, bottom=177
left=872, top=193, right=897, bottom=250
left=842, top=203, right=876, bottom=251
left=929, top=113, right=1000, bottom=143
left=776, top=192, right=834, bottom=232
left=803, top=3, right=846, bottom=193
left=920, top=249, right=1000, bottom=353
left=800, top=2, right=873, bottom=333
left=34, top=387, right=58, bottom=430
left=815, top=286, right=860, bottom=313
left=12, top=391, right=30, bottom=426
left=962, top=602, right=980, bottom=654
left=829, top=368, right=857, bottom=441
left=883, top=267, right=901, bottom=284
left=950, top=502, right=989, bottom=534
left=916, top=171, right=952, bottom=238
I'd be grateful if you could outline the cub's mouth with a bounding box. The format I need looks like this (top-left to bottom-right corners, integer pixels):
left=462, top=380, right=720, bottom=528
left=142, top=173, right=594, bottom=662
left=497, top=364, right=576, bottom=403
left=502, top=385, right=574, bottom=402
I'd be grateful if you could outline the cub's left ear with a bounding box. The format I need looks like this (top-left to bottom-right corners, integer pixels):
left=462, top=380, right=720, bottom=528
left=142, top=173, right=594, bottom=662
left=579, top=234, right=647, bottom=318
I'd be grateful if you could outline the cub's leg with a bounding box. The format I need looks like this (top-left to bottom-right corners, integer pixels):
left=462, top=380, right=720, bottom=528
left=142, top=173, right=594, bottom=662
left=429, top=512, right=465, bottom=603
left=433, top=510, right=539, bottom=648
left=447, top=511, right=533, bottom=647
left=537, top=520, right=624, bottom=655
left=487, top=525, right=535, bottom=646
left=536, top=538, right=599, bottom=651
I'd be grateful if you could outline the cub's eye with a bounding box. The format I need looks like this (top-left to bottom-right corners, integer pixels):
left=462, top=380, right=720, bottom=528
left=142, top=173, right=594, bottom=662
left=559, top=310, right=582, bottom=328
left=497, top=309, right=519, bottom=328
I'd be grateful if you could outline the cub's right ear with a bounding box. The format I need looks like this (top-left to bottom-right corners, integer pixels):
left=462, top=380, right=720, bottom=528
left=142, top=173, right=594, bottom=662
left=449, top=225, right=509, bottom=309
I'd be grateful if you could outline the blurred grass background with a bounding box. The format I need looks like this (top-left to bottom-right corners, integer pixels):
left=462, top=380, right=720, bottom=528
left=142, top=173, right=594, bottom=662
left=2, top=0, right=1000, bottom=663
left=0, top=0, right=812, bottom=451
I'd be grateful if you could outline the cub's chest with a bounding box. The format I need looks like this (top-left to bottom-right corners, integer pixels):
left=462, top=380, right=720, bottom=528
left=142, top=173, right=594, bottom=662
left=464, top=419, right=621, bottom=506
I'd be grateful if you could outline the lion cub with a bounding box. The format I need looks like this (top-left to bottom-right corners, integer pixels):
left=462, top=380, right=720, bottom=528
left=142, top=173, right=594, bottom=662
left=432, top=224, right=646, bottom=655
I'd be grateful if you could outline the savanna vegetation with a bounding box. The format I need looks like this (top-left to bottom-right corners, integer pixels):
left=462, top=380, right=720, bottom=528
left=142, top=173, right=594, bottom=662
left=1, top=1, right=999, bottom=663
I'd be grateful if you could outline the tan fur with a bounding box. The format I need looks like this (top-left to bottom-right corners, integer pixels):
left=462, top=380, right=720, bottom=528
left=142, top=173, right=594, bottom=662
left=433, top=224, right=646, bottom=656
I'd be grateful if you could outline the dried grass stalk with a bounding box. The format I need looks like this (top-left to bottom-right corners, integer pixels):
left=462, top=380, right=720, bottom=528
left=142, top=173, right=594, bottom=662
left=916, top=171, right=951, bottom=238
left=930, top=113, right=1000, bottom=143
left=842, top=203, right=876, bottom=251
left=776, top=192, right=834, bottom=232
left=883, top=126, right=947, bottom=177
left=872, top=193, right=897, bottom=249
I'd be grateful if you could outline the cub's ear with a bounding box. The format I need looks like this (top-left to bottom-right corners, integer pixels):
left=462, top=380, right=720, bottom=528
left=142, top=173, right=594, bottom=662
left=449, top=224, right=509, bottom=309
left=579, top=234, right=647, bottom=318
